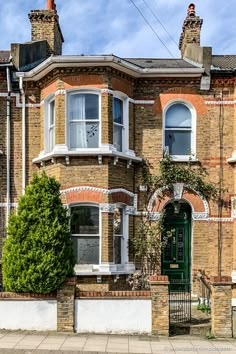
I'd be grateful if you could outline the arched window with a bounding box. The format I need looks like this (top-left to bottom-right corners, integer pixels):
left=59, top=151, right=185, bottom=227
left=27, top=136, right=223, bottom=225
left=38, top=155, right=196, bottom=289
left=164, top=102, right=195, bottom=159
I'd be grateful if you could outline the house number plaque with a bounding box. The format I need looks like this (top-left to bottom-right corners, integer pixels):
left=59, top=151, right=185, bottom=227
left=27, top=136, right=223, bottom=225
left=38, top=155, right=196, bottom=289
left=170, top=264, right=179, bottom=268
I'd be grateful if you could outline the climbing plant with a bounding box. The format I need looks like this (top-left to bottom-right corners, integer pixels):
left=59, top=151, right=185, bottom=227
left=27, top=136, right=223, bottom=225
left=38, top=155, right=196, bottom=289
left=129, top=155, right=218, bottom=289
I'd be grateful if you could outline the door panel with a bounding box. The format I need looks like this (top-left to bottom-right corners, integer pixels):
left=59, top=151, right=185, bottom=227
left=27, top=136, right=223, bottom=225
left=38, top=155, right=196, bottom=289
left=161, top=203, right=191, bottom=285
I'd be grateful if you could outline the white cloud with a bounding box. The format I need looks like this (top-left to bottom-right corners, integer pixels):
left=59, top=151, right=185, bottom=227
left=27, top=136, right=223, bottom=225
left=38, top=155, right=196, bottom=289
left=0, top=0, right=235, bottom=57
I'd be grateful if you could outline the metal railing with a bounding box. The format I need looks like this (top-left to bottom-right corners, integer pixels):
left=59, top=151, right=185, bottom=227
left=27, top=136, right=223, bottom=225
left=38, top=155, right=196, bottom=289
left=197, top=272, right=211, bottom=313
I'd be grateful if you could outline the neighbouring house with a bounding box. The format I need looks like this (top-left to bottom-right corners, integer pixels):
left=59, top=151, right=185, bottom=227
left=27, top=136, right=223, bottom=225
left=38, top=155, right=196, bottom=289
left=0, top=0, right=236, bottom=331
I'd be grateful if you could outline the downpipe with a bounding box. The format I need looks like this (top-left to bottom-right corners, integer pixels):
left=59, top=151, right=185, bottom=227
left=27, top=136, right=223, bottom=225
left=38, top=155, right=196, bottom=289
left=19, top=76, right=26, bottom=194
left=6, top=67, right=11, bottom=223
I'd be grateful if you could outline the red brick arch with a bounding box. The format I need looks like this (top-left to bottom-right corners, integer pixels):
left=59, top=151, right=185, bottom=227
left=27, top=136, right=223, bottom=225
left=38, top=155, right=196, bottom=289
left=153, top=91, right=207, bottom=115
left=61, top=187, right=134, bottom=206
left=150, top=190, right=207, bottom=213
left=64, top=189, right=103, bottom=204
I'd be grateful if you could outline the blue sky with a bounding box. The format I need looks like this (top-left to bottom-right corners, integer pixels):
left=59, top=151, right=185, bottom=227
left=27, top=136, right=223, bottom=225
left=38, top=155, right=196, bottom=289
left=1, top=0, right=235, bottom=58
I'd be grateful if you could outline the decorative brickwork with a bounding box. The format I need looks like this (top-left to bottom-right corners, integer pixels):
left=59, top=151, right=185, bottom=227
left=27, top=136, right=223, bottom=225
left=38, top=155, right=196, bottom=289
left=150, top=275, right=169, bottom=336
left=211, top=276, right=232, bottom=337
left=76, top=290, right=151, bottom=298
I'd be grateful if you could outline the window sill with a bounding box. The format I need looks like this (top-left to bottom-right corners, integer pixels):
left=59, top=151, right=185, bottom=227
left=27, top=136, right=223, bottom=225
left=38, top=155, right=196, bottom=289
left=33, top=144, right=142, bottom=164
left=169, top=156, right=199, bottom=163
left=74, top=263, right=135, bottom=276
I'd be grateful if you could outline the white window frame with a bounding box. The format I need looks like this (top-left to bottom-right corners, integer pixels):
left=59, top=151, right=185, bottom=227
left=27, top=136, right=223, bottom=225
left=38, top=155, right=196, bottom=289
left=44, top=95, right=55, bottom=153
left=113, top=92, right=129, bottom=153
left=163, top=100, right=196, bottom=161
left=66, top=90, right=101, bottom=150
left=70, top=203, right=101, bottom=267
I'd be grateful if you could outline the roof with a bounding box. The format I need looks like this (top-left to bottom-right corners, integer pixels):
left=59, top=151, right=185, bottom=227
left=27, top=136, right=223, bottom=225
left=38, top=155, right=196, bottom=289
left=124, top=58, right=197, bottom=69
left=212, top=55, right=236, bottom=70
left=0, top=51, right=10, bottom=64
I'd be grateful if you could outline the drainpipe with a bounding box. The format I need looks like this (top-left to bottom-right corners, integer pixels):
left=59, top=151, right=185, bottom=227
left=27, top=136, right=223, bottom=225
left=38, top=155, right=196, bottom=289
left=6, top=67, right=11, bottom=222
left=19, top=76, right=26, bottom=194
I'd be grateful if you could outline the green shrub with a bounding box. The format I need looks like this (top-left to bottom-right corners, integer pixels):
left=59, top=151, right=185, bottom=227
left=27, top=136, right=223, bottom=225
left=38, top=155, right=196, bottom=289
left=2, top=172, right=75, bottom=293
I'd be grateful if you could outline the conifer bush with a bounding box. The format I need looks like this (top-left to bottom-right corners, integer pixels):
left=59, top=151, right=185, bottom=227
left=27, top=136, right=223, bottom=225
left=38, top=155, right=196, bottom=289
left=2, top=172, right=75, bottom=293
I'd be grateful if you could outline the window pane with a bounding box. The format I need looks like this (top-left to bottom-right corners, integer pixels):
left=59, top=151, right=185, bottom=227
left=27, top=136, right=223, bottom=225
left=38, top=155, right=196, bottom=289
left=71, top=206, right=99, bottom=235
left=69, top=94, right=98, bottom=120
left=113, top=125, right=122, bottom=151
left=70, top=122, right=99, bottom=148
left=73, top=236, right=99, bottom=264
left=113, top=98, right=123, bottom=124
left=49, top=100, right=55, bottom=126
left=166, top=104, right=191, bottom=128
left=49, top=127, right=54, bottom=152
left=85, top=94, right=99, bottom=119
left=165, top=130, right=191, bottom=155
left=114, top=208, right=123, bottom=235
left=114, top=236, right=122, bottom=264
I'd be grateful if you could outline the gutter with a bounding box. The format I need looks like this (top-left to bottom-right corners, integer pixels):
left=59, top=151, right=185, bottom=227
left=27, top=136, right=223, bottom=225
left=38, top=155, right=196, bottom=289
left=19, top=75, right=26, bottom=194
left=16, top=55, right=205, bottom=81
left=6, top=67, right=11, bottom=222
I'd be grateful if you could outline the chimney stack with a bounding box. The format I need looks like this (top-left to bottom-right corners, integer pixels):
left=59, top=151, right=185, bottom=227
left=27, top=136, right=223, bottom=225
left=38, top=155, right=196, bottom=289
left=179, top=3, right=203, bottom=58
left=47, top=0, right=55, bottom=10
left=28, top=0, right=64, bottom=56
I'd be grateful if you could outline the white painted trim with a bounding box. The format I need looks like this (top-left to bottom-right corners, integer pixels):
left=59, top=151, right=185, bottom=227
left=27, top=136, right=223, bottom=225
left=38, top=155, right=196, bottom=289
left=205, top=100, right=235, bottom=105
left=61, top=186, right=136, bottom=198
left=232, top=271, right=236, bottom=284
left=0, top=93, right=40, bottom=108
left=162, top=99, right=197, bottom=160
left=16, top=55, right=204, bottom=82
left=0, top=203, right=17, bottom=208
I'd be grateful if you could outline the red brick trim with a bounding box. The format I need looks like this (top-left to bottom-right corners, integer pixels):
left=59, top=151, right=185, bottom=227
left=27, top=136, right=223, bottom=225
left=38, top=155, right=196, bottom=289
left=111, top=192, right=132, bottom=205
left=65, top=190, right=103, bottom=204
left=153, top=92, right=207, bottom=115
left=151, top=190, right=206, bottom=213
left=0, top=292, right=57, bottom=300
left=211, top=276, right=232, bottom=285
left=149, top=275, right=168, bottom=282
left=76, top=290, right=151, bottom=299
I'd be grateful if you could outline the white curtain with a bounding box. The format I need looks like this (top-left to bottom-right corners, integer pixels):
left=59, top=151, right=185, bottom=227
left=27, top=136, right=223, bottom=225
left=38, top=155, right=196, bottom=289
left=70, top=94, right=87, bottom=148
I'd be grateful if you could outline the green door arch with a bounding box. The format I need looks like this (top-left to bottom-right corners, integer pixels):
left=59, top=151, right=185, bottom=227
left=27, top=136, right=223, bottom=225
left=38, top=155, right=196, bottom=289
left=161, top=202, right=191, bottom=285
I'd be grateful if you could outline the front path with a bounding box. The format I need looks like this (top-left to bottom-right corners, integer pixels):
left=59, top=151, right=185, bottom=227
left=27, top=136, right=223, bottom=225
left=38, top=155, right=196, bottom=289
left=0, top=331, right=235, bottom=353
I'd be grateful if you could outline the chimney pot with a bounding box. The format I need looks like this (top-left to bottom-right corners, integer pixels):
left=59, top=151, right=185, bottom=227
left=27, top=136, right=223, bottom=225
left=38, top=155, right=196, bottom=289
left=46, top=0, right=54, bottom=10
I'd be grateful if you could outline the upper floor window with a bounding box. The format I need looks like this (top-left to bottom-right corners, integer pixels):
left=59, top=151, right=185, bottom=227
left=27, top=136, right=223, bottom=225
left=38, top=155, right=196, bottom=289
left=48, top=99, right=55, bottom=152
left=113, top=97, right=124, bottom=152
left=70, top=205, right=100, bottom=265
left=68, top=93, right=99, bottom=149
left=44, top=96, right=55, bottom=153
left=164, top=102, right=195, bottom=159
left=113, top=94, right=129, bottom=153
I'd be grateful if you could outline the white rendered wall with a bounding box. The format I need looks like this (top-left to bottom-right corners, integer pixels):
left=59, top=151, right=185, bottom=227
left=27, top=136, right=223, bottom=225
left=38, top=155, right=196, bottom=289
left=0, top=300, right=57, bottom=331
left=75, top=299, right=152, bottom=334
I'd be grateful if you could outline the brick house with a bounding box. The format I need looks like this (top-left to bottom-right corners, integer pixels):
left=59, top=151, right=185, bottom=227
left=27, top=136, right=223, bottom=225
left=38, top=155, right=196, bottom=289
left=0, top=0, right=235, bottom=299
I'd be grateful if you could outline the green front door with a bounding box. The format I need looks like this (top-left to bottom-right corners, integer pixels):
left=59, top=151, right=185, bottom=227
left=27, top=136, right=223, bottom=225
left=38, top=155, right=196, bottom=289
left=161, top=203, right=191, bottom=284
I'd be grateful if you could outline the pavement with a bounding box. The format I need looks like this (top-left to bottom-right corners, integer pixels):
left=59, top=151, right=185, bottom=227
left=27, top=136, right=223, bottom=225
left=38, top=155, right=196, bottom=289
left=0, top=331, right=236, bottom=354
